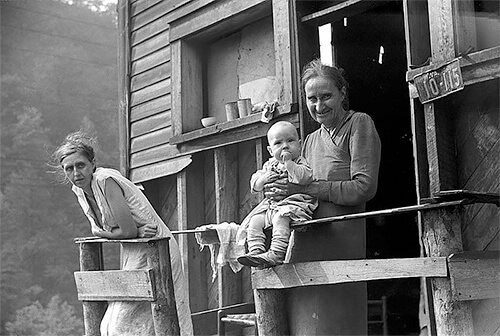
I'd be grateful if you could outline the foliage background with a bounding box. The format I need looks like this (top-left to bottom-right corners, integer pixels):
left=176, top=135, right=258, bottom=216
left=1, top=0, right=119, bottom=334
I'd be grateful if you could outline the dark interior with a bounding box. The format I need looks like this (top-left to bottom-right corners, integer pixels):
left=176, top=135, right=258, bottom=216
left=333, top=2, right=421, bottom=334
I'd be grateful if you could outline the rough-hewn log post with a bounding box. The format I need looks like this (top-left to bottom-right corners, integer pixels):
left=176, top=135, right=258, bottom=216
left=253, top=288, right=288, bottom=335
left=79, top=242, right=106, bottom=336
left=147, top=238, right=180, bottom=336
left=421, top=206, right=473, bottom=335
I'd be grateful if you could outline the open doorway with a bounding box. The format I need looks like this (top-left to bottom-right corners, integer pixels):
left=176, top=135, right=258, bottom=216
left=327, top=1, right=420, bottom=334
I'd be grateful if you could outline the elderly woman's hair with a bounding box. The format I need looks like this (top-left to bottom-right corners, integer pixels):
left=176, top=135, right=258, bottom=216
left=301, top=58, right=350, bottom=110
left=53, top=131, right=96, bottom=165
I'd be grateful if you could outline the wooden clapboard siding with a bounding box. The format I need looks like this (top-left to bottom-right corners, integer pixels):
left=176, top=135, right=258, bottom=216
left=130, top=0, right=164, bottom=18
left=131, top=46, right=171, bottom=75
left=131, top=30, right=170, bottom=61
left=130, top=127, right=173, bottom=153
left=131, top=61, right=171, bottom=91
left=131, top=111, right=171, bottom=137
left=131, top=0, right=209, bottom=31
left=131, top=94, right=171, bottom=122
left=127, top=0, right=180, bottom=181
left=132, top=16, right=169, bottom=46
left=130, top=78, right=171, bottom=106
left=130, top=143, right=180, bottom=168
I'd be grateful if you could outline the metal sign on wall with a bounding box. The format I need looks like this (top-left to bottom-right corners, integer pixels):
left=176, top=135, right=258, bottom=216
left=413, top=58, right=464, bottom=104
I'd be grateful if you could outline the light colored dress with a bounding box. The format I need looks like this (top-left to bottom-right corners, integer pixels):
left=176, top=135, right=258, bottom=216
left=287, top=111, right=381, bottom=335
left=72, top=167, right=193, bottom=336
left=237, top=156, right=318, bottom=245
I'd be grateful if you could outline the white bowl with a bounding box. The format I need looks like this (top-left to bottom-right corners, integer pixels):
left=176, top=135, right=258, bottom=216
left=201, top=117, right=217, bottom=127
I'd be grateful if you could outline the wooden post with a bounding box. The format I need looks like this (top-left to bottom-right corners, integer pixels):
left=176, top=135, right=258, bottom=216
left=253, top=288, right=289, bottom=335
left=117, top=0, right=130, bottom=177
left=79, top=242, right=106, bottom=336
left=421, top=207, right=473, bottom=335
left=421, top=0, right=475, bottom=334
left=147, top=238, right=180, bottom=336
left=214, top=145, right=241, bottom=308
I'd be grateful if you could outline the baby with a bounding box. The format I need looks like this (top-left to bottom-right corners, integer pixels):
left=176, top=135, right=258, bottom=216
left=237, top=121, right=318, bottom=267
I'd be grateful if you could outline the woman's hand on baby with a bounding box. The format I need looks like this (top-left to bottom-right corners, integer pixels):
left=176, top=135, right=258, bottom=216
left=264, top=177, right=289, bottom=201
left=137, top=223, right=158, bottom=238
left=263, top=171, right=281, bottom=184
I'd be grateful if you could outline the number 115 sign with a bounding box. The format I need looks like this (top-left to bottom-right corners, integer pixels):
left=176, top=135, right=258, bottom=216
left=413, top=58, right=464, bottom=104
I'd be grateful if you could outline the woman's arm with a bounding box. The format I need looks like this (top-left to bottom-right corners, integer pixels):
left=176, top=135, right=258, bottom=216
left=267, top=115, right=381, bottom=205
left=318, top=115, right=381, bottom=205
left=93, top=178, right=138, bottom=239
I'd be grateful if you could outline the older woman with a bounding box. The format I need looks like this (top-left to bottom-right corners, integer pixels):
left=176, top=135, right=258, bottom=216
left=267, top=59, right=381, bottom=335
left=54, top=132, right=193, bottom=336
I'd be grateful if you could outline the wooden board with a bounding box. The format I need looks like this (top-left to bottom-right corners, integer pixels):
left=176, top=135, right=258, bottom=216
left=132, top=46, right=171, bottom=76
left=169, top=0, right=269, bottom=42
left=130, top=78, right=171, bottom=107
left=130, top=127, right=173, bottom=153
left=448, top=251, right=500, bottom=301
left=130, top=143, right=181, bottom=168
left=74, top=269, right=155, bottom=301
left=131, top=29, right=170, bottom=61
left=131, top=111, right=172, bottom=138
left=301, top=0, right=387, bottom=25
left=129, top=155, right=191, bottom=183
left=131, top=61, right=171, bottom=92
left=215, top=145, right=242, bottom=308
left=251, top=257, right=447, bottom=290
left=130, top=93, right=171, bottom=122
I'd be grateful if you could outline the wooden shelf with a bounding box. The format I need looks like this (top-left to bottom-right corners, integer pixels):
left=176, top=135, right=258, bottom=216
left=170, top=103, right=298, bottom=146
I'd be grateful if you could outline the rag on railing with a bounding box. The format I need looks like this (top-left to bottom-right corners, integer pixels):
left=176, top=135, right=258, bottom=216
left=195, top=222, right=245, bottom=281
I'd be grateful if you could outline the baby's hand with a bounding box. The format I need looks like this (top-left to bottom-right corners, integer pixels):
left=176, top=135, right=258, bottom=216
left=281, top=152, right=292, bottom=162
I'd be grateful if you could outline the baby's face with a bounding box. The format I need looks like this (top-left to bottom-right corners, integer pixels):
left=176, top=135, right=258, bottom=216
left=267, top=125, right=301, bottom=162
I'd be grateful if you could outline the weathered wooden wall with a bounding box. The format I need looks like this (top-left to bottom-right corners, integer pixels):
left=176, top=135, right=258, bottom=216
left=454, top=79, right=499, bottom=336
left=126, top=0, right=198, bottom=182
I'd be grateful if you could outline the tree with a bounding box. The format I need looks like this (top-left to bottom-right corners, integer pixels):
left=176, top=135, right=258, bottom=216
left=1, top=0, right=119, bottom=332
left=5, top=295, right=83, bottom=336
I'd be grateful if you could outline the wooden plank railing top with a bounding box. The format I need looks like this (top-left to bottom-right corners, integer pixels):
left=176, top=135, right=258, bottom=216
left=251, top=257, right=448, bottom=290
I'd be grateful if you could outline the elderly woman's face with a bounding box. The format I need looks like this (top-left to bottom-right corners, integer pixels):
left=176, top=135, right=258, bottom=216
left=61, top=152, right=95, bottom=192
left=304, top=76, right=345, bottom=129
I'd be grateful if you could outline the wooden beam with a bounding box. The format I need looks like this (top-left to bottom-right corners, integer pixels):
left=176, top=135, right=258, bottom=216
left=146, top=238, right=180, bottom=336
left=170, top=39, right=203, bottom=136
left=214, top=145, right=241, bottom=308
left=406, top=47, right=500, bottom=99
left=78, top=242, right=106, bottom=336
left=448, top=251, right=500, bottom=301
left=452, top=0, right=476, bottom=57
left=254, top=288, right=289, bottom=335
left=301, top=0, right=387, bottom=25
left=251, top=257, right=447, bottom=290
left=118, top=0, right=131, bottom=177
left=129, top=155, right=192, bottom=183
left=273, top=0, right=299, bottom=107
left=74, top=269, right=154, bottom=301
left=169, top=0, right=269, bottom=42
left=421, top=206, right=473, bottom=335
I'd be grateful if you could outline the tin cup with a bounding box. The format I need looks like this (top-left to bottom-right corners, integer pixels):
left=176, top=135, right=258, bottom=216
left=237, top=98, right=252, bottom=118
left=225, top=102, right=239, bottom=121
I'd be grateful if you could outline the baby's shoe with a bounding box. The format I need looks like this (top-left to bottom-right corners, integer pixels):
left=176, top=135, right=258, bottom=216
left=237, top=251, right=283, bottom=268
